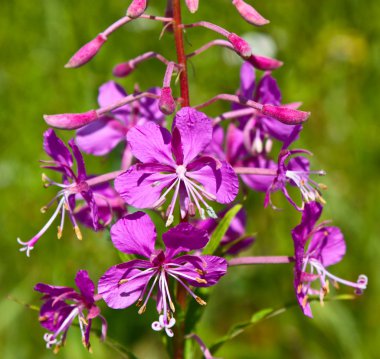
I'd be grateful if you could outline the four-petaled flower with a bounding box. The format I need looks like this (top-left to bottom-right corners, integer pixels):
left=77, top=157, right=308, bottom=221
left=98, top=212, right=227, bottom=336
left=115, top=107, right=239, bottom=226
left=265, top=149, right=327, bottom=211
left=292, top=202, right=368, bottom=317
left=35, top=270, right=107, bottom=352
left=17, top=129, right=104, bottom=256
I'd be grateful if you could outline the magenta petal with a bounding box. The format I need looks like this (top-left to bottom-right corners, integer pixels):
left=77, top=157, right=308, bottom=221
left=240, top=61, right=256, bottom=99
left=187, top=161, right=239, bottom=204
left=192, top=255, right=227, bottom=287
left=115, top=166, right=177, bottom=208
left=163, top=223, right=209, bottom=258
left=76, top=117, right=126, bottom=156
left=43, top=129, right=73, bottom=168
left=75, top=270, right=95, bottom=302
left=308, top=227, right=346, bottom=267
left=98, top=266, right=150, bottom=309
left=98, top=81, right=128, bottom=109
left=127, top=122, right=174, bottom=166
left=110, top=212, right=156, bottom=257
left=173, top=107, right=213, bottom=165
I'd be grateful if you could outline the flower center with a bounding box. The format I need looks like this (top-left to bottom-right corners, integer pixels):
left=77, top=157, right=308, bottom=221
left=175, top=165, right=187, bottom=180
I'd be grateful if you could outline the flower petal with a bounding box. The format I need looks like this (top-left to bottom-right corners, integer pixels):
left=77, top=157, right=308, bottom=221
left=98, top=81, right=130, bottom=118
left=76, top=117, right=126, bottom=156
left=163, top=223, right=209, bottom=258
left=187, top=161, right=239, bottom=204
left=191, top=255, right=227, bottom=287
left=127, top=122, right=174, bottom=166
left=98, top=265, right=150, bottom=309
left=115, top=166, right=177, bottom=208
left=43, top=129, right=73, bottom=168
left=110, top=212, right=156, bottom=257
left=308, top=226, right=346, bottom=267
left=75, top=270, right=95, bottom=303
left=173, top=107, right=212, bottom=165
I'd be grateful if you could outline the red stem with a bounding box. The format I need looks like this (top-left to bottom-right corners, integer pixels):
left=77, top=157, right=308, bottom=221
left=173, top=0, right=190, bottom=107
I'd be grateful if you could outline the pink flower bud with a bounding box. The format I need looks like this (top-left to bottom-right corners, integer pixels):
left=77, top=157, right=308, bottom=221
left=159, top=87, right=176, bottom=115
left=185, top=0, right=199, bottom=13
left=228, top=33, right=252, bottom=59
left=232, top=0, right=269, bottom=26
left=127, top=0, right=147, bottom=18
left=65, top=34, right=107, bottom=68
left=112, top=62, right=136, bottom=77
left=43, top=110, right=98, bottom=129
left=262, top=104, right=310, bottom=125
left=247, top=54, right=283, bottom=71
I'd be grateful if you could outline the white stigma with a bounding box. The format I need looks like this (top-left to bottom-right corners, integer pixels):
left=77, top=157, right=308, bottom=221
left=176, top=165, right=187, bottom=180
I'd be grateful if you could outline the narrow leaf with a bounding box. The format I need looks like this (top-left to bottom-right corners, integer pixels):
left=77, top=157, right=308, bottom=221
left=203, top=204, right=242, bottom=255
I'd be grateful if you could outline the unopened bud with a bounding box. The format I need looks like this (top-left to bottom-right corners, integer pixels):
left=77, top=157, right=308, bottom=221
left=185, top=0, right=199, bottom=13
left=112, top=61, right=136, bottom=77
left=232, top=0, right=269, bottom=26
left=159, top=87, right=176, bottom=115
left=262, top=104, right=310, bottom=125
left=127, top=0, right=147, bottom=18
left=228, top=33, right=252, bottom=59
left=65, top=34, right=107, bottom=68
left=43, top=110, right=98, bottom=130
left=247, top=54, right=283, bottom=71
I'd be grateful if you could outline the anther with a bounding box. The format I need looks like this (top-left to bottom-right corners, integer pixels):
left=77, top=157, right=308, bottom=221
left=138, top=305, right=146, bottom=314
left=195, top=296, right=207, bottom=306
left=57, top=226, right=63, bottom=239
left=74, top=226, right=83, bottom=240
left=118, top=278, right=129, bottom=285
left=195, top=277, right=207, bottom=284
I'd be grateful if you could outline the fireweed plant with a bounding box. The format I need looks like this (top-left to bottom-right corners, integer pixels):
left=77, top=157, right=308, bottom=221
left=19, top=0, right=368, bottom=357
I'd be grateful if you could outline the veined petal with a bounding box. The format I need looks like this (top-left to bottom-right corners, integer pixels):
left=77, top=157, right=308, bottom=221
left=98, top=81, right=130, bottom=118
left=308, top=227, right=346, bottom=267
left=187, top=161, right=239, bottom=204
left=163, top=223, right=209, bottom=259
left=98, top=265, right=150, bottom=309
left=76, top=117, right=126, bottom=156
left=110, top=212, right=156, bottom=258
left=68, top=139, right=87, bottom=181
left=75, top=270, right=95, bottom=303
left=173, top=107, right=212, bottom=165
left=115, top=166, right=177, bottom=208
left=43, top=129, right=73, bottom=168
left=191, top=255, right=227, bottom=287
left=127, top=122, right=174, bottom=166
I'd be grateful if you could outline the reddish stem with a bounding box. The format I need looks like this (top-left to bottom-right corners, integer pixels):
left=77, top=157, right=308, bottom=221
left=173, top=0, right=190, bottom=107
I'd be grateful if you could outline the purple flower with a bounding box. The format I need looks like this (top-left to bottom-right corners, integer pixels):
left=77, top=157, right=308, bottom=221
left=35, top=270, right=107, bottom=352
left=265, top=149, right=326, bottom=211
left=76, top=81, right=164, bottom=169
left=292, top=202, right=368, bottom=317
left=98, top=212, right=227, bottom=336
left=17, top=129, right=106, bottom=256
left=234, top=62, right=302, bottom=151
left=114, top=107, right=239, bottom=226
left=196, top=207, right=255, bottom=255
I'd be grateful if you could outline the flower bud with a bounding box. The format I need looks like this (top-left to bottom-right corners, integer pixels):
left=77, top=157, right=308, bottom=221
left=262, top=104, right=310, bottom=125
left=43, top=110, right=98, bottom=130
left=185, top=0, right=199, bottom=13
left=112, top=62, right=136, bottom=77
left=65, top=34, right=107, bottom=68
left=127, top=0, right=147, bottom=18
left=159, top=87, right=176, bottom=115
left=228, top=33, right=252, bottom=59
left=232, top=0, right=269, bottom=26
left=247, top=54, right=283, bottom=71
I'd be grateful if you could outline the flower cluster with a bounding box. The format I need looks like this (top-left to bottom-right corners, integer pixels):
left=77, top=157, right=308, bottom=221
left=20, top=0, right=367, bottom=356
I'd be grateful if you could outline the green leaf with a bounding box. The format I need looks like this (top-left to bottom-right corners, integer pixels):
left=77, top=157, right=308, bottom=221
left=118, top=251, right=136, bottom=262
left=203, top=204, right=242, bottom=255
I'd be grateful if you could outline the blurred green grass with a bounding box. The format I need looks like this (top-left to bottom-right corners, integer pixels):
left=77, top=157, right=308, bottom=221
left=1, top=0, right=379, bottom=358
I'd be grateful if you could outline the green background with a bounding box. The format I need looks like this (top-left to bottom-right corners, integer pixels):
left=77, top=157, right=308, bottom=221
left=1, top=0, right=379, bottom=358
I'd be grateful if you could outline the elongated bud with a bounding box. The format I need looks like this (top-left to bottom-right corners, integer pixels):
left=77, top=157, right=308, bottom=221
left=232, top=0, right=269, bottom=26
left=127, top=0, right=147, bottom=18
left=159, top=87, right=176, bottom=115
left=65, top=34, right=107, bottom=68
left=43, top=110, right=98, bottom=129
left=262, top=104, right=310, bottom=125
left=185, top=0, right=199, bottom=13
left=228, top=33, right=252, bottom=59
left=112, top=61, right=136, bottom=77
left=248, top=54, right=283, bottom=71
